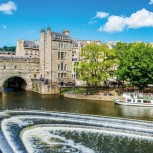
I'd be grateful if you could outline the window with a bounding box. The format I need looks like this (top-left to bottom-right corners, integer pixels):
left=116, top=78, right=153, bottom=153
left=61, top=63, right=64, bottom=70
left=4, top=65, right=6, bottom=69
left=138, top=100, right=141, bottom=103
left=59, top=43, right=63, bottom=48
left=15, top=65, right=17, bottom=69
left=61, top=52, right=64, bottom=59
left=58, top=64, right=60, bottom=70
left=64, top=44, right=68, bottom=48
left=58, top=52, right=60, bottom=59
left=64, top=73, right=67, bottom=78
left=64, top=64, right=67, bottom=70
left=144, top=100, right=151, bottom=103
left=64, top=52, right=67, bottom=59
left=58, top=63, right=67, bottom=71
left=58, top=52, right=67, bottom=59
left=58, top=73, right=67, bottom=78
left=127, top=99, right=131, bottom=102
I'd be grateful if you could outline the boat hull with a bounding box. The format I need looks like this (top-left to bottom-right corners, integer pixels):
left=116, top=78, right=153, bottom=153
left=114, top=100, right=153, bottom=107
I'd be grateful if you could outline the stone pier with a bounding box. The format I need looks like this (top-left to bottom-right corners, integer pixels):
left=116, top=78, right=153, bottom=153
left=32, top=80, right=60, bottom=94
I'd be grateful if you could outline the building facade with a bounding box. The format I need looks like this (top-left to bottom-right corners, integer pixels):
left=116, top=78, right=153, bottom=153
left=0, top=27, right=75, bottom=94
left=39, top=28, right=73, bottom=85
left=16, top=39, right=39, bottom=58
left=0, top=26, right=103, bottom=94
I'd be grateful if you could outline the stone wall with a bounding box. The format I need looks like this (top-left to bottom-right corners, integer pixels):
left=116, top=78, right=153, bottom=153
left=64, top=93, right=123, bottom=101
left=0, top=56, right=39, bottom=91
left=32, top=80, right=60, bottom=94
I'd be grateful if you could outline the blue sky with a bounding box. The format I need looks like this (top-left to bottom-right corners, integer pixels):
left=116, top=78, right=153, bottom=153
left=0, top=0, right=153, bottom=46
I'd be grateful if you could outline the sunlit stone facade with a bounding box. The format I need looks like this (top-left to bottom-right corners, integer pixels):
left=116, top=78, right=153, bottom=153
left=0, top=26, right=105, bottom=93
left=39, top=27, right=73, bottom=85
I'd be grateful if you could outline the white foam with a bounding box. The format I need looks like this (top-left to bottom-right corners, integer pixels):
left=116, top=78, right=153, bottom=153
left=1, top=110, right=153, bottom=152
left=22, top=126, right=96, bottom=153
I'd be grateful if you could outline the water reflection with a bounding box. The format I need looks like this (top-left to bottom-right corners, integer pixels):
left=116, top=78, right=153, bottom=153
left=1, top=91, right=153, bottom=120
left=117, top=105, right=153, bottom=119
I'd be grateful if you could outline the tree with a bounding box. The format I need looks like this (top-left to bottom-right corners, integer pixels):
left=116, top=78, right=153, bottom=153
left=115, top=42, right=153, bottom=91
left=76, top=43, right=116, bottom=87
left=0, top=46, right=16, bottom=52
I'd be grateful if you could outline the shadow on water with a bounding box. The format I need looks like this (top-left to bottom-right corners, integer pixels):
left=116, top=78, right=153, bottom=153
left=0, top=91, right=153, bottom=121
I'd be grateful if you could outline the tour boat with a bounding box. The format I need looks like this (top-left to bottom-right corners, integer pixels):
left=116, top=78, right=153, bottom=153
left=114, top=92, right=153, bottom=107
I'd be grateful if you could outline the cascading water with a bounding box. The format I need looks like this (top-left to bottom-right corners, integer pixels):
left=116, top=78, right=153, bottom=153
left=0, top=110, right=153, bottom=153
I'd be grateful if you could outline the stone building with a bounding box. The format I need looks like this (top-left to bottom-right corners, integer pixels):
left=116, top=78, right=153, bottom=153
left=0, top=51, right=15, bottom=56
left=0, top=26, right=103, bottom=94
left=16, top=39, right=39, bottom=58
left=39, top=27, right=73, bottom=85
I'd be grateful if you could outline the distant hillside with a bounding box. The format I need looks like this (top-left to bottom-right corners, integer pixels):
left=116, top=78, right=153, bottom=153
left=0, top=46, right=16, bottom=52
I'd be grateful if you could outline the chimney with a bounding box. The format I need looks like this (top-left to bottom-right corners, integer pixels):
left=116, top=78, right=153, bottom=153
left=63, top=29, right=70, bottom=36
left=34, top=39, right=38, bottom=46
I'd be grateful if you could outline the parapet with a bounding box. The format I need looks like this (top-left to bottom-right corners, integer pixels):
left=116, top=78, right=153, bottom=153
left=0, top=56, right=39, bottom=63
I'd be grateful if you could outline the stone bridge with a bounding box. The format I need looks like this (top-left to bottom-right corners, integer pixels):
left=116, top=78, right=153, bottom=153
left=0, top=56, right=39, bottom=93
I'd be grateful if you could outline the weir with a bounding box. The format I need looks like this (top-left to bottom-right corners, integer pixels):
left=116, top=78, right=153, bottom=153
left=0, top=110, right=153, bottom=153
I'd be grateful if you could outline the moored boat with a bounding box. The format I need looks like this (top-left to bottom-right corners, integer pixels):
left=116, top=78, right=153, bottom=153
left=114, top=92, right=153, bottom=107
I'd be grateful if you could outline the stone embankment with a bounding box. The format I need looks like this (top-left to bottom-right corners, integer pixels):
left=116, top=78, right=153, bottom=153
left=64, top=93, right=123, bottom=101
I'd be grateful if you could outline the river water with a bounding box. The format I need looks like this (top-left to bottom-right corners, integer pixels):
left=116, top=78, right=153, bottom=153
left=1, top=91, right=153, bottom=153
left=1, top=91, right=153, bottom=121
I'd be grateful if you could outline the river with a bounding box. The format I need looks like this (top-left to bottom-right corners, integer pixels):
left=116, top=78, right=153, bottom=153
left=1, top=91, right=153, bottom=152
left=1, top=91, right=153, bottom=121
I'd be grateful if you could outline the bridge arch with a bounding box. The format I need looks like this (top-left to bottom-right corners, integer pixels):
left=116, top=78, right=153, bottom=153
left=2, top=75, right=28, bottom=91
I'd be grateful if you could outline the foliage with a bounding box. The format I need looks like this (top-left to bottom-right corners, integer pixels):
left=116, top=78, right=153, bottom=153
left=76, top=43, right=117, bottom=87
left=64, top=87, right=100, bottom=95
left=0, top=46, right=16, bottom=52
left=115, top=42, right=153, bottom=90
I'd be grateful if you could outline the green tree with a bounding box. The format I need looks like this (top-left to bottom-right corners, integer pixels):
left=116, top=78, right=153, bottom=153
left=0, top=46, right=16, bottom=52
left=115, top=42, right=153, bottom=91
left=77, top=43, right=116, bottom=86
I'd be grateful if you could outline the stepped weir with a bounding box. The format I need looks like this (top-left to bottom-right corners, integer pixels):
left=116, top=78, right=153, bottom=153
left=0, top=110, right=153, bottom=153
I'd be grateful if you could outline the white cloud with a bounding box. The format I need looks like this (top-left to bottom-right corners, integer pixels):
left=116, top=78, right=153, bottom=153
left=149, top=0, right=153, bottom=5
left=0, top=1, right=17, bottom=15
left=89, top=11, right=109, bottom=24
left=95, top=12, right=109, bottom=19
left=99, top=9, right=153, bottom=33
left=99, top=16, right=126, bottom=32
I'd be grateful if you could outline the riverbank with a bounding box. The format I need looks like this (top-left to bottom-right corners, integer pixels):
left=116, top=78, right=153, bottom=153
left=64, top=93, right=123, bottom=101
